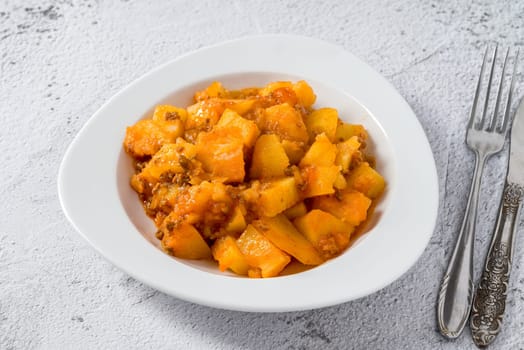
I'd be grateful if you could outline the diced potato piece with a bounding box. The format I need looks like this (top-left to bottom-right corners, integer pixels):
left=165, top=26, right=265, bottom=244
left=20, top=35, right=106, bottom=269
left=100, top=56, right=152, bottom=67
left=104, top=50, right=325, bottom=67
left=346, top=162, right=385, bottom=198
left=148, top=105, right=187, bottom=146
left=240, top=180, right=261, bottom=205
left=258, top=177, right=300, bottom=217
left=186, top=99, right=255, bottom=131
left=225, top=206, right=247, bottom=234
left=130, top=174, right=145, bottom=193
left=260, top=82, right=298, bottom=106
left=159, top=181, right=234, bottom=233
left=262, top=103, right=309, bottom=143
left=250, top=134, right=290, bottom=179
left=227, top=86, right=260, bottom=99
left=292, top=80, right=316, bottom=108
left=124, top=119, right=181, bottom=158
left=236, top=225, right=291, bottom=278
left=283, top=201, right=307, bottom=220
left=254, top=215, right=323, bottom=265
left=158, top=123, right=184, bottom=143
left=137, top=140, right=197, bottom=184
left=299, top=133, right=337, bottom=168
left=161, top=222, right=211, bottom=259
left=311, top=189, right=372, bottom=226
left=281, top=140, right=306, bottom=165
left=294, top=209, right=353, bottom=259
left=333, top=173, right=347, bottom=189
left=222, top=99, right=256, bottom=116
left=186, top=99, right=225, bottom=131
left=335, top=122, right=368, bottom=143
left=300, top=166, right=339, bottom=198
left=287, top=165, right=305, bottom=188
left=195, top=128, right=245, bottom=183
left=305, top=108, right=338, bottom=142
left=148, top=183, right=184, bottom=213
left=260, top=81, right=293, bottom=95
left=152, top=105, right=188, bottom=123
left=216, top=109, right=260, bottom=148
left=335, top=136, right=361, bottom=173
left=194, top=81, right=228, bottom=101
left=211, top=236, right=249, bottom=275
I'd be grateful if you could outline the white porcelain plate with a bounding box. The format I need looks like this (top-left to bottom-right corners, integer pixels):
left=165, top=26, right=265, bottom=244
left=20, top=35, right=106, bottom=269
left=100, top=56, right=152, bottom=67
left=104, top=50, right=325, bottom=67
left=58, top=35, right=438, bottom=312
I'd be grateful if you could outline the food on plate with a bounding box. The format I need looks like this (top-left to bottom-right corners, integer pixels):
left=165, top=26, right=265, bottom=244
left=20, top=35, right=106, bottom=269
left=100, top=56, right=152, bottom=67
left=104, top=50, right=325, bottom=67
left=123, top=80, right=385, bottom=278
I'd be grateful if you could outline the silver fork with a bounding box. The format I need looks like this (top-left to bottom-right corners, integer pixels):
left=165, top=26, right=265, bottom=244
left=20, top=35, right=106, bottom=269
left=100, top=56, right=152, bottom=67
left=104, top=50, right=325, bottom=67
left=437, top=45, right=516, bottom=339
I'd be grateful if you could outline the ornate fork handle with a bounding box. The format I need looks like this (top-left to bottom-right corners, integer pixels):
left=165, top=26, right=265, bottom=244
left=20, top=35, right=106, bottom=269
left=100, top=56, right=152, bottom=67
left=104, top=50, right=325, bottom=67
left=470, top=182, right=524, bottom=347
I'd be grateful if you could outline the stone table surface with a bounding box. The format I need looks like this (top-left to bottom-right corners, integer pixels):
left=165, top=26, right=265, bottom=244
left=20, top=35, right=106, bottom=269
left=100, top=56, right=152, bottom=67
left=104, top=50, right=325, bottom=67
left=1, top=0, right=524, bottom=349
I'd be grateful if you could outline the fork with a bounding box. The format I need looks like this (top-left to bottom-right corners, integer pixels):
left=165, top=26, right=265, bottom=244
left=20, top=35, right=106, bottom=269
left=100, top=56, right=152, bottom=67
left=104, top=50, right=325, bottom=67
left=437, top=45, right=514, bottom=339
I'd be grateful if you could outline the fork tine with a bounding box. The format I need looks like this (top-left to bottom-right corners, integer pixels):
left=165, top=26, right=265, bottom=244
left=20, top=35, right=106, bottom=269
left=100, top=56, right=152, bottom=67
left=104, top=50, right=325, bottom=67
left=479, top=44, right=498, bottom=128
left=468, top=46, right=490, bottom=130
left=499, top=49, right=519, bottom=133
left=488, top=48, right=510, bottom=132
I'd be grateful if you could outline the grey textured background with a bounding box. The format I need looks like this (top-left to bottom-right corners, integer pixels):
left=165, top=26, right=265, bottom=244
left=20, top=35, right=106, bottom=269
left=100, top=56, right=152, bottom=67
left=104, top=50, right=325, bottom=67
left=1, top=0, right=524, bottom=349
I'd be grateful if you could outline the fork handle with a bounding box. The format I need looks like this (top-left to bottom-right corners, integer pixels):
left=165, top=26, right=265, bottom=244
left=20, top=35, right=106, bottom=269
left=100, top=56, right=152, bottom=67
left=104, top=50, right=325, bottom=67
left=437, top=153, right=487, bottom=339
left=470, top=182, right=524, bottom=347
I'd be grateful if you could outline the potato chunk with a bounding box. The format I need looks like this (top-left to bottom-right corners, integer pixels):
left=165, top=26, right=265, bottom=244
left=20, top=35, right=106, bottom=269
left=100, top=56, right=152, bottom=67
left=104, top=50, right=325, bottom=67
left=254, top=215, right=323, bottom=265
left=346, top=162, right=385, bottom=198
left=335, top=122, right=368, bottom=143
left=236, top=225, right=291, bottom=278
left=300, top=165, right=340, bottom=198
left=292, top=80, right=316, bottom=108
left=223, top=99, right=257, bottom=115
left=258, top=177, right=300, bottom=217
left=194, top=81, right=228, bottom=101
left=152, top=105, right=188, bottom=124
left=162, top=181, right=234, bottom=237
left=135, top=139, right=197, bottom=185
left=124, top=119, right=181, bottom=158
left=299, top=133, right=337, bottom=168
left=161, top=222, right=211, bottom=260
left=211, top=236, right=249, bottom=275
left=283, top=201, right=307, bottom=220
left=224, top=206, right=247, bottom=234
left=294, top=209, right=353, bottom=259
left=311, top=189, right=371, bottom=226
left=335, top=136, right=361, bottom=173
left=186, top=99, right=255, bottom=132
left=333, top=173, right=347, bottom=190
left=216, top=109, right=260, bottom=148
left=186, top=99, right=224, bottom=132
left=260, top=82, right=298, bottom=106
left=195, top=128, right=245, bottom=183
left=250, top=134, right=290, bottom=179
left=260, top=81, right=315, bottom=107
left=305, top=108, right=338, bottom=142
left=262, top=103, right=309, bottom=143
left=281, top=140, right=306, bottom=165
